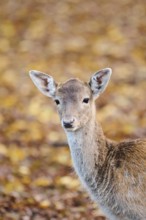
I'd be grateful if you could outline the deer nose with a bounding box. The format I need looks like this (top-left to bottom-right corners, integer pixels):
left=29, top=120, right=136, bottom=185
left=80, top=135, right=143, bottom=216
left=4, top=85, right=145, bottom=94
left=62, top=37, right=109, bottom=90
left=63, top=118, right=75, bottom=128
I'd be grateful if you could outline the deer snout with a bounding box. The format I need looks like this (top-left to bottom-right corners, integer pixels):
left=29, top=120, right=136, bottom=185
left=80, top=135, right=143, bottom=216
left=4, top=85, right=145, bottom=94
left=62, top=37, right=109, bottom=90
left=62, top=117, right=75, bottom=129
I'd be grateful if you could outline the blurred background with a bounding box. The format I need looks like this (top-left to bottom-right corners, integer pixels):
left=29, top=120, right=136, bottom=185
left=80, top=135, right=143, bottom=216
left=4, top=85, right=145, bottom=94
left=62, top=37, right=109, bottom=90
left=0, top=0, right=146, bottom=219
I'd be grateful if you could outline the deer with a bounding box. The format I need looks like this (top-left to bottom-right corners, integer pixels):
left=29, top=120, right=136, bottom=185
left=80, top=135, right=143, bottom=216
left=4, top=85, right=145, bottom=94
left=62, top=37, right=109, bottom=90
left=29, top=68, right=146, bottom=220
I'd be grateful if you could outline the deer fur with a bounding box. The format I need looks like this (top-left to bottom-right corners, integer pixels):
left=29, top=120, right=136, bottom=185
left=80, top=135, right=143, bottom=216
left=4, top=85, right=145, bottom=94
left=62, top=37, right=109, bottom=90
left=29, top=68, right=146, bottom=220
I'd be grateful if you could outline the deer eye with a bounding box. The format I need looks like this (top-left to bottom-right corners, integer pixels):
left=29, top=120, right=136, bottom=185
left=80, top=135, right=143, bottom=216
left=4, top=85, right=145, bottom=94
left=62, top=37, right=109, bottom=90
left=83, top=98, right=89, bottom=103
left=55, top=99, right=60, bottom=105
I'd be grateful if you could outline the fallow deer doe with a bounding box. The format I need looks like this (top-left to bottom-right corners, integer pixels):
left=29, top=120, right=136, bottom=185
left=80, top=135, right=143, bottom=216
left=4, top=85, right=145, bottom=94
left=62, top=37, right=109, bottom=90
left=29, top=68, right=146, bottom=220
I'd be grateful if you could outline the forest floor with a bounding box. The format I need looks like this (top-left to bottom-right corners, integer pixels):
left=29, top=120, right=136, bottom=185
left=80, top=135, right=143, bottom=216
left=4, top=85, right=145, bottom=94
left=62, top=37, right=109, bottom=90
left=0, top=0, right=146, bottom=219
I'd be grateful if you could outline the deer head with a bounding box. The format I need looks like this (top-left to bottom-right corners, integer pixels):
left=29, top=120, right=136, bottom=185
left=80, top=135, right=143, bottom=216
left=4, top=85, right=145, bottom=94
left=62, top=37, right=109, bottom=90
left=29, top=68, right=112, bottom=132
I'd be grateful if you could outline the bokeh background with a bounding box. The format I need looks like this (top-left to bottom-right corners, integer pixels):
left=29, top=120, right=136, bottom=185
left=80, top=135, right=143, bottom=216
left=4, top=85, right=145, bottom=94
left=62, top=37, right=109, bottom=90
left=0, top=0, right=146, bottom=219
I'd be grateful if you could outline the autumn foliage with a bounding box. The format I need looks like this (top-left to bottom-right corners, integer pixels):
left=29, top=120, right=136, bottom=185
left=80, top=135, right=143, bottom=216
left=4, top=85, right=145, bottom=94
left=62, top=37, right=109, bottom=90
left=0, top=0, right=146, bottom=219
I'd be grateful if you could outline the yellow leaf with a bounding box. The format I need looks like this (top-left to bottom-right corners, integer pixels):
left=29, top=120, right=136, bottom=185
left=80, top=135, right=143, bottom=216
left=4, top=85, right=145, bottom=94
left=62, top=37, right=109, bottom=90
left=0, top=144, right=8, bottom=156
left=57, top=176, right=79, bottom=189
left=33, top=177, right=52, bottom=187
left=8, top=145, right=27, bottom=163
left=4, top=180, right=24, bottom=194
left=39, top=200, right=51, bottom=208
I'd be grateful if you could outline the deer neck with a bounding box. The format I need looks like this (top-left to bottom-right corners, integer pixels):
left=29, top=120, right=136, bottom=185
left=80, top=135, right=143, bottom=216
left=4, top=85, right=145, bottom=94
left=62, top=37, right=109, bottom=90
left=65, top=114, right=107, bottom=179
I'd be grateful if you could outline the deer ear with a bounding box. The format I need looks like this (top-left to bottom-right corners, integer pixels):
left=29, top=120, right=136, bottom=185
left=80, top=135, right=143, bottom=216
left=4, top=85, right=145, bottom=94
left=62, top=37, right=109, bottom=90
left=89, top=68, right=112, bottom=98
left=29, top=70, right=57, bottom=97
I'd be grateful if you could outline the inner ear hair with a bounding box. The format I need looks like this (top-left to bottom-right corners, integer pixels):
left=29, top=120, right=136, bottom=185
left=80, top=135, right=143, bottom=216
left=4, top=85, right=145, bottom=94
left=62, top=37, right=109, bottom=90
left=89, top=68, right=112, bottom=97
left=94, top=71, right=106, bottom=84
left=29, top=70, right=57, bottom=97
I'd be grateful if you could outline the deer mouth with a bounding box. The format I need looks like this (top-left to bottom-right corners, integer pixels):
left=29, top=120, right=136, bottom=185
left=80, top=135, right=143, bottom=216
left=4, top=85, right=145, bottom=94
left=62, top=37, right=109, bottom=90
left=62, top=123, right=80, bottom=132
left=63, top=125, right=78, bottom=132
